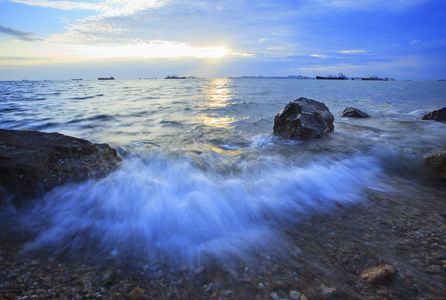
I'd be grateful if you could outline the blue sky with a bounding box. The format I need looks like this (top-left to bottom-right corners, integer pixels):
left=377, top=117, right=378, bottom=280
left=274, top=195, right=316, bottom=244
left=0, top=0, right=445, bottom=80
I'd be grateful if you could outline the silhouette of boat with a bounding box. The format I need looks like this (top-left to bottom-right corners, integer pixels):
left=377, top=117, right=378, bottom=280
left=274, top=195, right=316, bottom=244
left=165, top=75, right=186, bottom=79
left=98, top=76, right=115, bottom=80
left=316, top=73, right=347, bottom=80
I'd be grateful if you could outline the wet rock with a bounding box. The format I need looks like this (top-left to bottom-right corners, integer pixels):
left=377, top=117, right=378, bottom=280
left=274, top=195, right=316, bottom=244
left=341, top=107, right=370, bottom=118
left=319, top=286, right=339, bottom=299
left=269, top=291, right=280, bottom=300
left=273, top=97, right=334, bottom=140
left=128, top=287, right=145, bottom=299
left=426, top=265, right=442, bottom=274
left=421, top=107, right=446, bottom=121
left=424, top=151, right=446, bottom=178
left=289, top=290, right=301, bottom=300
left=359, top=264, right=397, bottom=283
left=0, top=129, right=122, bottom=207
left=205, top=282, right=222, bottom=294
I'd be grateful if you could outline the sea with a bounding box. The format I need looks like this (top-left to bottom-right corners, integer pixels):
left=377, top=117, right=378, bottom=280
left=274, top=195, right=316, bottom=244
left=0, top=78, right=445, bottom=266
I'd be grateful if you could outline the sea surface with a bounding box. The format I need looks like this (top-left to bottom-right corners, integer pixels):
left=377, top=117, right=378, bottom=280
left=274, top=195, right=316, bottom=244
left=1, top=78, right=445, bottom=265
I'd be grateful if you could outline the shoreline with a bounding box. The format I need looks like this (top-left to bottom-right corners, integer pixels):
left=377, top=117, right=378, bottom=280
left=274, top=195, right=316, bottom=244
left=1, top=175, right=445, bottom=299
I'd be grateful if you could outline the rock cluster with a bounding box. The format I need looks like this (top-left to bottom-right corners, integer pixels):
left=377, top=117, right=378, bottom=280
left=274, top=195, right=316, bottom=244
left=424, top=150, right=446, bottom=178
left=422, top=107, right=446, bottom=121
left=0, top=129, right=122, bottom=207
left=341, top=107, right=370, bottom=118
left=273, top=97, right=334, bottom=140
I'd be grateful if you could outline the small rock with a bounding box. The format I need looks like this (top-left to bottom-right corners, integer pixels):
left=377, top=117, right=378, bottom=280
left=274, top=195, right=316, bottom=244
left=431, top=252, right=446, bottom=260
left=359, top=264, right=397, bottom=283
left=426, top=265, right=442, bottom=274
left=128, top=287, right=145, bottom=299
left=269, top=291, right=280, bottom=300
left=410, top=259, right=423, bottom=268
left=421, top=107, right=446, bottom=121
left=341, top=107, right=370, bottom=118
left=424, top=151, right=446, bottom=178
left=205, top=282, right=222, bottom=294
left=289, top=290, right=302, bottom=300
left=320, top=287, right=339, bottom=299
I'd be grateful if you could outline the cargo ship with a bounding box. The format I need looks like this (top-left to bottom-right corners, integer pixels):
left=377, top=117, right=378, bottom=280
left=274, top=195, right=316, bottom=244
left=98, top=76, right=115, bottom=80
left=315, top=73, right=347, bottom=80
left=165, top=75, right=186, bottom=79
left=360, top=75, right=392, bottom=81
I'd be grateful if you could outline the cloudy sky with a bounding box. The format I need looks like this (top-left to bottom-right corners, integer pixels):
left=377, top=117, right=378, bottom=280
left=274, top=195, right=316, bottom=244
left=0, top=0, right=445, bottom=80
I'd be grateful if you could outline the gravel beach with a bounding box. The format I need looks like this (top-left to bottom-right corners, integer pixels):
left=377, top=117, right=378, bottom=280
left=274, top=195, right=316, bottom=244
left=1, top=175, right=445, bottom=300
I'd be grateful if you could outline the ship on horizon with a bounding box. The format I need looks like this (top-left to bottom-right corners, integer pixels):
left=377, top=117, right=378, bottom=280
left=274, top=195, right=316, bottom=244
left=165, top=75, right=186, bottom=79
left=315, top=73, right=348, bottom=80
left=360, top=75, right=394, bottom=81
left=98, top=76, right=115, bottom=80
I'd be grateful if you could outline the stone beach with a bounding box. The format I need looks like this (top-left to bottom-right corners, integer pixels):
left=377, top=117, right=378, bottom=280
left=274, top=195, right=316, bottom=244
left=1, top=177, right=445, bottom=299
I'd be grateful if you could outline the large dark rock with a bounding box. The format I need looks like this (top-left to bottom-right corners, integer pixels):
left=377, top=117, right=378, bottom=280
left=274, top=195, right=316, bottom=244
left=422, top=107, right=446, bottom=121
left=424, top=150, right=446, bottom=178
left=0, top=129, right=122, bottom=207
left=273, top=97, right=334, bottom=140
left=341, top=107, right=370, bottom=118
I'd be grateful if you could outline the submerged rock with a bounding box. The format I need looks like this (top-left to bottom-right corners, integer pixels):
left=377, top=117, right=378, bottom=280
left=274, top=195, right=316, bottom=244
left=424, top=150, right=446, bottom=178
left=273, top=97, right=334, bottom=140
left=0, top=129, right=122, bottom=207
left=359, top=264, right=397, bottom=283
left=421, top=107, right=446, bottom=121
left=341, top=107, right=370, bottom=118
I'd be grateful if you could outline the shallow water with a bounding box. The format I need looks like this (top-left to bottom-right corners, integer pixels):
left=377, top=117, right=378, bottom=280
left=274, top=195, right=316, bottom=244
left=1, top=78, right=445, bottom=265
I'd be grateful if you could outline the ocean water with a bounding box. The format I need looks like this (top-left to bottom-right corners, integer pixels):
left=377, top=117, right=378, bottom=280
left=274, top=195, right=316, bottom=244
left=1, top=79, right=445, bottom=265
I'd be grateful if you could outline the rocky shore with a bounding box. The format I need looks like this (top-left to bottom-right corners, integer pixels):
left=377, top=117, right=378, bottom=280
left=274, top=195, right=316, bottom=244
left=1, top=175, right=445, bottom=299
left=1, top=105, right=445, bottom=299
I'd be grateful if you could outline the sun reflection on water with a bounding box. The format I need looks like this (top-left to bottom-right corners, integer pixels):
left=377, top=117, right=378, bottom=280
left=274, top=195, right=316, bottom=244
left=199, top=78, right=236, bottom=129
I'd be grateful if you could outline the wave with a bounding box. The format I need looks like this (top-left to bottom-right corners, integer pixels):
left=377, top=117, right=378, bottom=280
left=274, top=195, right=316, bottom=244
left=71, top=94, right=104, bottom=100
left=21, top=152, right=382, bottom=265
left=66, top=114, right=117, bottom=124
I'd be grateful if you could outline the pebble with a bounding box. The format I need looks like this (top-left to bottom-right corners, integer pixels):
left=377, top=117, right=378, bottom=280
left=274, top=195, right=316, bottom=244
left=427, top=265, right=442, bottom=274
left=128, top=287, right=144, bottom=299
left=269, top=291, right=280, bottom=300
left=289, top=290, right=301, bottom=299
left=360, top=264, right=397, bottom=283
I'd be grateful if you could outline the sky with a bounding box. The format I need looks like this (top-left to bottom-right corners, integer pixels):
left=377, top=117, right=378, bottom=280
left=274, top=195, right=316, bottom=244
left=0, top=0, right=445, bottom=80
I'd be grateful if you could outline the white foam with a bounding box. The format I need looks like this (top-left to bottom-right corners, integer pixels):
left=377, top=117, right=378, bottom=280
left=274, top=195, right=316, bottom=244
left=23, top=152, right=382, bottom=264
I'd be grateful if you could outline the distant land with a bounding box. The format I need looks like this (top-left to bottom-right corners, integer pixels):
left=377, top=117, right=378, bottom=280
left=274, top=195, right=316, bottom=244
left=228, top=75, right=313, bottom=79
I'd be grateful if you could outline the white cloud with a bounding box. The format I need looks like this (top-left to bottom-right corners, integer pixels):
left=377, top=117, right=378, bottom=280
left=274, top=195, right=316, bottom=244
left=311, top=54, right=330, bottom=58
left=9, top=0, right=167, bottom=18
left=336, top=50, right=366, bottom=54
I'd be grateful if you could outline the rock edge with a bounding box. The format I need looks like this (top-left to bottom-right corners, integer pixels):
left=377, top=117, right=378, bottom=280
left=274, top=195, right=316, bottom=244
left=0, top=129, right=122, bottom=207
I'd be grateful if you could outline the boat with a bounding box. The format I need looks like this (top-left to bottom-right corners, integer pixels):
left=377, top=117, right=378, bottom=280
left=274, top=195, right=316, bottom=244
left=71, top=78, right=82, bottom=81
left=165, top=75, right=186, bottom=79
left=315, top=73, right=348, bottom=80
left=98, top=76, right=115, bottom=80
left=361, top=75, right=389, bottom=81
